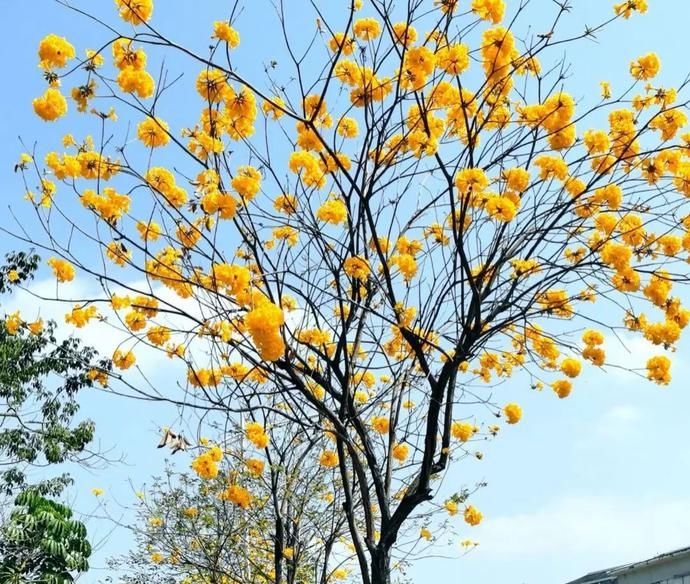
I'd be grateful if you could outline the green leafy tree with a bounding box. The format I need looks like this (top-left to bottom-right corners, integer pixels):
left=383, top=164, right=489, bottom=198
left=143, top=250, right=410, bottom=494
left=0, top=251, right=111, bottom=496
left=0, top=489, right=91, bottom=584
left=0, top=251, right=108, bottom=584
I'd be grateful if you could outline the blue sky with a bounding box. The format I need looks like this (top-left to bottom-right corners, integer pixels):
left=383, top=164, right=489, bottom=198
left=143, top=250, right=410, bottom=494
left=3, top=2, right=690, bottom=584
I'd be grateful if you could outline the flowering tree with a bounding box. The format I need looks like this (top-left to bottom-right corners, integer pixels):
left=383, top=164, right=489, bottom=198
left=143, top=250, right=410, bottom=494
left=13, top=0, right=690, bottom=581
left=108, top=448, right=350, bottom=584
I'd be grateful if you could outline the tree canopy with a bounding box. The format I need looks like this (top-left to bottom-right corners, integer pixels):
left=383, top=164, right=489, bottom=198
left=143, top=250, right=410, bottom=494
left=9, top=0, right=690, bottom=582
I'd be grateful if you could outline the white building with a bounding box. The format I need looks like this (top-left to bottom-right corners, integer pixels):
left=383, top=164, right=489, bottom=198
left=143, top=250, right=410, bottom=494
left=567, top=547, right=690, bottom=584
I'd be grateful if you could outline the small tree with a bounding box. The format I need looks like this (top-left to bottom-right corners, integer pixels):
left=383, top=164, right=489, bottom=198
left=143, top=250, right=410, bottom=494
left=15, top=0, right=690, bottom=582
left=110, top=440, right=350, bottom=584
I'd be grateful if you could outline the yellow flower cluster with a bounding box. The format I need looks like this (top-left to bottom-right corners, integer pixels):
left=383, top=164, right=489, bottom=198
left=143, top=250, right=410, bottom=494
left=113, top=349, right=136, bottom=370
left=38, top=34, right=75, bottom=70
left=145, top=167, right=188, bottom=208
left=137, top=117, right=170, bottom=148
left=630, top=52, right=660, bottom=81
left=114, top=39, right=155, bottom=98
left=81, top=188, right=130, bottom=223
left=317, top=197, right=348, bottom=225
left=471, top=0, right=505, bottom=24
left=582, top=329, right=605, bottom=367
left=191, top=444, right=223, bottom=479
left=319, top=449, right=339, bottom=467
left=220, top=484, right=252, bottom=509
left=451, top=421, right=477, bottom=442
left=392, top=443, right=409, bottom=462
left=33, top=89, right=68, bottom=122
left=371, top=416, right=390, bottom=435
left=245, top=422, right=269, bottom=449
left=343, top=256, right=370, bottom=280
left=460, top=506, right=482, bottom=529
left=47, top=257, right=75, bottom=282
left=245, top=298, right=285, bottom=361
left=646, top=355, right=671, bottom=385
left=212, top=22, right=240, bottom=48
left=115, top=0, right=153, bottom=25
left=503, top=403, right=522, bottom=424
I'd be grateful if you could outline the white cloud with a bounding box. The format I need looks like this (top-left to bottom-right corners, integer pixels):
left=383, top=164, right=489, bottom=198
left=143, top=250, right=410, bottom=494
left=1, top=276, right=177, bottom=377
left=604, top=333, right=662, bottom=378
left=469, top=494, right=690, bottom=562
left=593, top=404, right=642, bottom=439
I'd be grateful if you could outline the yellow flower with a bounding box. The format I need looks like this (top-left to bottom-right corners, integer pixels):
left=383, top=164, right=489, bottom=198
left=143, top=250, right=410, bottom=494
left=630, top=53, right=660, bottom=80
left=471, top=0, right=505, bottom=23
left=91, top=488, right=104, bottom=497
left=246, top=458, right=265, bottom=476
left=47, top=257, right=75, bottom=282
left=117, top=68, right=155, bottom=98
left=115, top=0, right=154, bottom=25
left=391, top=443, right=409, bottom=463
left=451, top=421, right=476, bottom=442
left=232, top=165, right=262, bottom=201
left=136, top=221, right=162, bottom=241
left=191, top=452, right=219, bottom=479
left=317, top=198, right=348, bottom=225
left=485, top=196, right=517, bottom=222
left=112, top=349, right=136, bottom=370
left=329, top=32, right=355, bottom=55
left=503, top=403, right=522, bottom=424
left=137, top=117, right=170, bottom=148
left=331, top=568, right=349, bottom=580
left=437, top=43, right=470, bottom=75
left=213, top=22, right=240, bottom=48
left=245, top=422, right=270, bottom=449
left=647, top=355, right=671, bottom=385
left=560, top=358, right=581, bottom=378
left=27, top=319, right=44, bottom=335
left=85, top=49, right=104, bottom=68
left=551, top=379, right=573, bottom=399
left=319, top=449, right=339, bottom=467
left=38, top=34, right=76, bottom=70
left=273, top=193, right=298, bottom=215
left=262, top=96, right=286, bottom=120
left=614, top=0, right=648, bottom=18
left=444, top=500, right=458, bottom=516
left=343, top=256, right=370, bottom=280
left=353, top=17, right=381, bottom=40
left=600, top=81, right=612, bottom=99
left=371, top=416, right=390, bottom=434
left=337, top=116, right=359, bottom=138
left=33, top=89, right=68, bottom=121
left=464, top=505, right=483, bottom=526
left=220, top=484, right=253, bottom=509
left=65, top=305, right=99, bottom=328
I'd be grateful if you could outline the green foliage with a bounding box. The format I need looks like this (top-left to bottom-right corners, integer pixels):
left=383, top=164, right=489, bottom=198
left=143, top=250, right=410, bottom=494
left=0, top=250, right=108, bottom=583
left=0, top=250, right=111, bottom=495
left=0, top=489, right=91, bottom=584
left=0, top=250, right=39, bottom=295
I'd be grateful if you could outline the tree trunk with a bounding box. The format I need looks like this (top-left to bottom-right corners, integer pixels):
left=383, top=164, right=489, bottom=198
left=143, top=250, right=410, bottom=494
left=371, top=549, right=391, bottom=584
